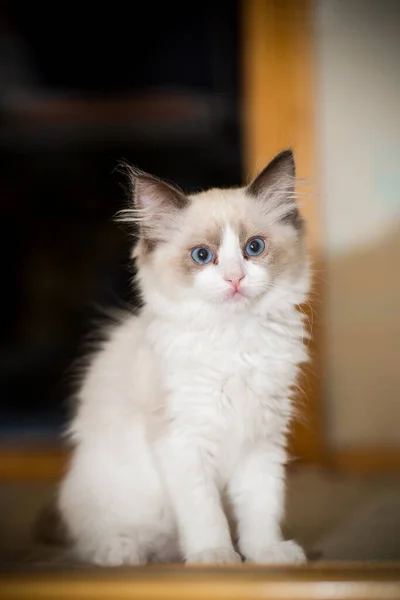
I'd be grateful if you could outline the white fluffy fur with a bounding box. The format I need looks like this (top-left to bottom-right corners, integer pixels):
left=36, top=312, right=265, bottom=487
left=58, top=158, right=310, bottom=566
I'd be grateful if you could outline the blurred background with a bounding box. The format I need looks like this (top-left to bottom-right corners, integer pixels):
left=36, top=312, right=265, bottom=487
left=0, top=0, right=400, bottom=565
left=0, top=1, right=242, bottom=441
left=317, top=0, right=400, bottom=453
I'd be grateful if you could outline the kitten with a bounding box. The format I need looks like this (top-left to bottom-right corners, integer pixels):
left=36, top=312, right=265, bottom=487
left=58, top=149, right=310, bottom=566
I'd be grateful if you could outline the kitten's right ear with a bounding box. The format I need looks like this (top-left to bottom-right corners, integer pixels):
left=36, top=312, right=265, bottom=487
left=117, top=165, right=189, bottom=244
left=133, top=170, right=188, bottom=215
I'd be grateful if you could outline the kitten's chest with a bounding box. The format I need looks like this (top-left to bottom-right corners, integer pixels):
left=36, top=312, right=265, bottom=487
left=149, top=314, right=306, bottom=479
left=151, top=313, right=306, bottom=425
left=159, top=315, right=304, bottom=386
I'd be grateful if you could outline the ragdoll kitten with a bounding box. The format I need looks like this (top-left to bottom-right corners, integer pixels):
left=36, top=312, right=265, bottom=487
left=58, top=149, right=310, bottom=566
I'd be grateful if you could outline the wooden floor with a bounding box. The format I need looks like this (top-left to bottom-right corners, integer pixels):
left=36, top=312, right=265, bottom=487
left=1, top=563, right=400, bottom=600
left=2, top=468, right=400, bottom=598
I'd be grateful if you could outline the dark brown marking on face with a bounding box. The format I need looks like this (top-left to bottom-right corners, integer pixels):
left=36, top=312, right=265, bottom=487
left=141, top=237, right=157, bottom=254
left=267, top=230, right=307, bottom=286
left=179, top=223, right=224, bottom=278
left=238, top=220, right=268, bottom=263
left=247, top=238, right=270, bottom=270
left=238, top=222, right=248, bottom=247
left=281, top=206, right=305, bottom=231
left=267, top=243, right=285, bottom=278
left=237, top=212, right=306, bottom=291
left=191, top=221, right=224, bottom=253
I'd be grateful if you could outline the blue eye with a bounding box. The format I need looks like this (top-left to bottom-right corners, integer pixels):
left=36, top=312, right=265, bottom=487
left=191, top=246, right=214, bottom=265
left=245, top=237, right=265, bottom=257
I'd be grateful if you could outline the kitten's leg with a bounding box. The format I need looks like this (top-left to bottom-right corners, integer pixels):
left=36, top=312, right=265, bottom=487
left=58, top=446, right=167, bottom=567
left=59, top=478, right=150, bottom=567
left=228, top=445, right=306, bottom=564
left=157, top=437, right=241, bottom=565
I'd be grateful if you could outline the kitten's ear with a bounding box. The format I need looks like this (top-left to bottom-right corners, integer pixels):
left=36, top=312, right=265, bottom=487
left=134, top=170, right=188, bottom=215
left=119, top=166, right=189, bottom=244
left=247, top=149, right=301, bottom=227
left=248, top=149, right=295, bottom=197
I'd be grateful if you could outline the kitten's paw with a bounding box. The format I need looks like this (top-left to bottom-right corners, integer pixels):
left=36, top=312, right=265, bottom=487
left=186, top=548, right=242, bottom=565
left=247, top=540, right=306, bottom=565
left=83, top=536, right=147, bottom=567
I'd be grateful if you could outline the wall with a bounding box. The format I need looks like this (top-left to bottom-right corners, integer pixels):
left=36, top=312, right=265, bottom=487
left=316, top=0, right=400, bottom=448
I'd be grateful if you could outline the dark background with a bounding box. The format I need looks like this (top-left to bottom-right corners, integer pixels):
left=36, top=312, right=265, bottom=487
left=0, top=2, right=242, bottom=440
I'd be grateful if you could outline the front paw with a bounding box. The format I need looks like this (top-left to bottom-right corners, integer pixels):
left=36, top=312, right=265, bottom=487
left=247, top=540, right=306, bottom=565
left=186, top=548, right=242, bottom=565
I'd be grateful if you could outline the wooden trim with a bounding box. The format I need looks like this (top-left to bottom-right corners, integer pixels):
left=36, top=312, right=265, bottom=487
left=328, top=448, right=400, bottom=473
left=2, top=446, right=400, bottom=481
left=242, top=0, right=324, bottom=463
left=0, top=446, right=67, bottom=481
left=1, top=564, right=400, bottom=600
left=241, top=0, right=320, bottom=250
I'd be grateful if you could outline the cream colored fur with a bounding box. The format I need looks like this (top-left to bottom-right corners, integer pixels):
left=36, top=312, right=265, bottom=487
left=58, top=150, right=310, bottom=566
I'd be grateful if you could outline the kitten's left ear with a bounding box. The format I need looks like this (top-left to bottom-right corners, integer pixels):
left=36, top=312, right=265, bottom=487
left=247, top=149, right=301, bottom=227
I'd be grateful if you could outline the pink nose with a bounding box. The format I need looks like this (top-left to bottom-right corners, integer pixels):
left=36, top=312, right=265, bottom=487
left=225, top=275, right=245, bottom=290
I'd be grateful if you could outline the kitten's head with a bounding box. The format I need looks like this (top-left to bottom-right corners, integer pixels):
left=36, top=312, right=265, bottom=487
left=121, top=150, right=310, bottom=314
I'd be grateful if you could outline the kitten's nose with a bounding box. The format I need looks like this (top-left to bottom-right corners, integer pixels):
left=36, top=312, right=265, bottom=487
left=225, top=275, right=245, bottom=290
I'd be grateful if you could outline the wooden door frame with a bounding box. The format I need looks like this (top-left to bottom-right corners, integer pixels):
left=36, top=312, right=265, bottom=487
left=242, top=0, right=324, bottom=463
